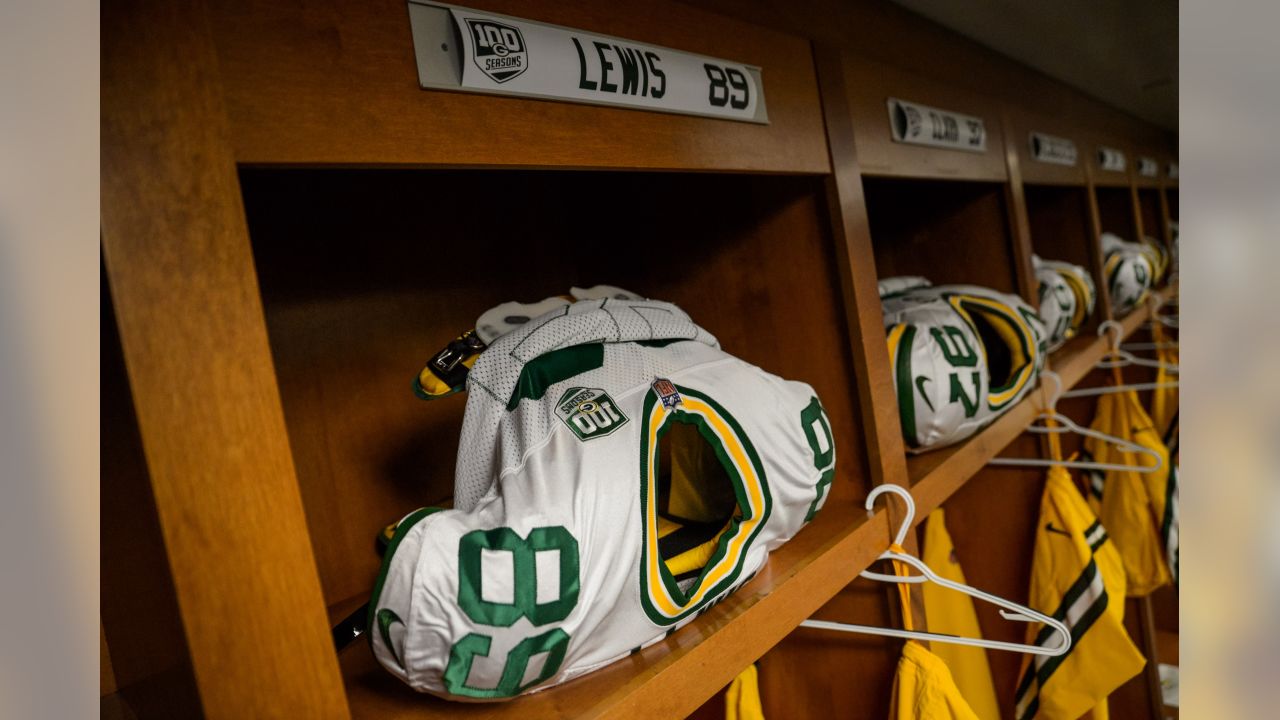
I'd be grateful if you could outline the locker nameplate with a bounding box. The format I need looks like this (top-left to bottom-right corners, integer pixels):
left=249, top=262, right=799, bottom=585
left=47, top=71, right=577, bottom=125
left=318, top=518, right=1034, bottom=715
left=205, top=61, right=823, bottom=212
left=1097, top=146, right=1127, bottom=172
left=1138, top=157, right=1159, bottom=177
left=407, top=1, right=768, bottom=124
left=1029, top=132, right=1078, bottom=166
left=887, top=98, right=986, bottom=153
left=1167, top=162, right=1178, bottom=180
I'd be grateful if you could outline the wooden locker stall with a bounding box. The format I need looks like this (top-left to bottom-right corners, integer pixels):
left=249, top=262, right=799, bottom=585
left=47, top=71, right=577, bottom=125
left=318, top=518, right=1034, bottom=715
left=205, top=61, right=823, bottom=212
left=1006, top=108, right=1113, bottom=344
left=102, top=0, right=907, bottom=717
left=1086, top=136, right=1143, bottom=250
left=102, top=0, right=1179, bottom=717
left=757, top=50, right=1043, bottom=720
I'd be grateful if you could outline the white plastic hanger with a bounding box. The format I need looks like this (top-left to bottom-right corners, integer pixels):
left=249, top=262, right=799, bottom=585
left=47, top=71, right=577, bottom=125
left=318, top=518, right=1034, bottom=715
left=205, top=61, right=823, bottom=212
left=989, top=371, right=1166, bottom=473
left=1094, top=321, right=1178, bottom=372
left=1060, top=321, right=1179, bottom=399
left=1146, top=303, right=1180, bottom=329
left=1059, top=381, right=1177, bottom=399
left=1131, top=293, right=1177, bottom=351
left=798, top=485, right=1072, bottom=657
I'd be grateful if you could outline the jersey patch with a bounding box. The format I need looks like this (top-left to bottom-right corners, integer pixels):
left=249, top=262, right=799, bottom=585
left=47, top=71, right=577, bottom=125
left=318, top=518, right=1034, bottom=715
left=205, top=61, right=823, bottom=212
left=556, top=387, right=628, bottom=441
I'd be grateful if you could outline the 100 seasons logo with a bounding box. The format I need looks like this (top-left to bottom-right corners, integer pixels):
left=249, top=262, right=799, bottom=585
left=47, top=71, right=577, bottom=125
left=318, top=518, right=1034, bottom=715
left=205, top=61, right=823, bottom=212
left=465, top=19, right=528, bottom=83
left=555, top=387, right=628, bottom=441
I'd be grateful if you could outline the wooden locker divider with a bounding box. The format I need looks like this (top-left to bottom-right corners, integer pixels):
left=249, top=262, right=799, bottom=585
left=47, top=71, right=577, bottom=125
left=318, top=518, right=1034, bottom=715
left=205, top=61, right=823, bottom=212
left=1094, top=183, right=1143, bottom=247
left=1136, top=186, right=1169, bottom=253
left=101, top=274, right=203, bottom=718
left=1081, top=163, right=1119, bottom=321
left=1000, top=110, right=1042, bottom=307
left=1014, top=108, right=1111, bottom=350
left=101, top=1, right=351, bottom=717
left=1132, top=146, right=1175, bottom=270
left=752, top=46, right=922, bottom=720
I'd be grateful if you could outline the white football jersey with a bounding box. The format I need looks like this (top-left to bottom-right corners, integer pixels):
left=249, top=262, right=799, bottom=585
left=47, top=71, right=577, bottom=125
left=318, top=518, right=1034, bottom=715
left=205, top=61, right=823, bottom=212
left=1033, top=255, right=1097, bottom=351
left=882, top=282, right=1046, bottom=451
left=371, top=299, right=836, bottom=700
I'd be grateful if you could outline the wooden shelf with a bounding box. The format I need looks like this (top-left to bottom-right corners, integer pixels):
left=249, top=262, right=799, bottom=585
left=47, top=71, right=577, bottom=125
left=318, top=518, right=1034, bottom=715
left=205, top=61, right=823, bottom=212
left=337, top=502, right=891, bottom=719
left=905, top=285, right=1172, bottom=519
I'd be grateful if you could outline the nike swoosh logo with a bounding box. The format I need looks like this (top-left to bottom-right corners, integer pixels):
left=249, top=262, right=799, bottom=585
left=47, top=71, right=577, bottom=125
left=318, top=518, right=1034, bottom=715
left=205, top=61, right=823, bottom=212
left=377, top=608, right=405, bottom=669
left=1045, top=522, right=1072, bottom=537
left=914, top=376, right=935, bottom=412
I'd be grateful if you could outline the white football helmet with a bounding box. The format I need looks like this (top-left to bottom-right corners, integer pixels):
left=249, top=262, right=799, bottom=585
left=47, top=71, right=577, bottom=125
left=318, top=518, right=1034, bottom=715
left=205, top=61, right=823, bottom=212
left=1032, top=255, right=1097, bottom=351
left=1101, top=233, right=1154, bottom=315
left=881, top=280, right=1047, bottom=451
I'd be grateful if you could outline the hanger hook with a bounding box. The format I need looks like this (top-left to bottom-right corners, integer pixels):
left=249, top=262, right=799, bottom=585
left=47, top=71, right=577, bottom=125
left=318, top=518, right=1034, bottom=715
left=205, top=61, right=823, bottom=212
left=1039, top=370, right=1063, bottom=412
left=865, top=484, right=915, bottom=547
left=1097, top=320, right=1122, bottom=350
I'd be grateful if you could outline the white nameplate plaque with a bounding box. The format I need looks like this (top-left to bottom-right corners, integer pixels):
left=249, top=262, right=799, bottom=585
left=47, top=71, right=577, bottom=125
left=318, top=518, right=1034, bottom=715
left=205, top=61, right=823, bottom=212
left=1029, top=132, right=1078, bottom=166
left=887, top=98, right=986, bottom=152
left=1167, top=162, right=1178, bottom=180
left=406, top=1, right=767, bottom=123
left=1138, top=157, right=1159, bottom=177
left=1097, top=146, right=1127, bottom=172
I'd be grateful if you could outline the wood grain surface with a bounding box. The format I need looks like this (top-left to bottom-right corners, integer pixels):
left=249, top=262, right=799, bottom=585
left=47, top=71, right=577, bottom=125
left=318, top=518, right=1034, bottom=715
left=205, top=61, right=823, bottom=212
left=843, top=57, right=1010, bottom=182
left=1094, top=185, right=1143, bottom=243
left=209, top=0, right=829, bottom=173
left=102, top=1, right=350, bottom=716
left=1006, top=107, right=1090, bottom=187
left=865, top=178, right=1019, bottom=294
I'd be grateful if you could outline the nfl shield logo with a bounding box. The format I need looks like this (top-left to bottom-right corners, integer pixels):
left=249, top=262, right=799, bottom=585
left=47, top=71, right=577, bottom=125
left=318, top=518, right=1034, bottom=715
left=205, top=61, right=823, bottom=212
left=466, top=19, right=529, bottom=83
left=652, top=378, right=682, bottom=409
